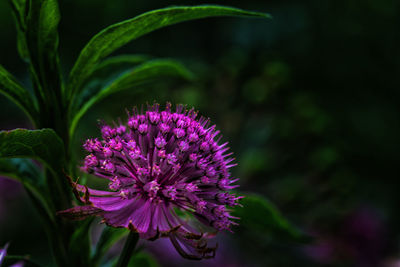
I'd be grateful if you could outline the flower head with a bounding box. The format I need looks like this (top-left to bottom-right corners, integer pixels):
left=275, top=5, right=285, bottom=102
left=59, top=103, right=242, bottom=259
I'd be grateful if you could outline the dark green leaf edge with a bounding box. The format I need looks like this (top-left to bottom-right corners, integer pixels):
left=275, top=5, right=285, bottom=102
left=69, top=54, right=151, bottom=116
left=0, top=128, right=65, bottom=173
left=69, top=59, right=194, bottom=136
left=67, top=5, right=271, bottom=100
left=0, top=65, right=38, bottom=125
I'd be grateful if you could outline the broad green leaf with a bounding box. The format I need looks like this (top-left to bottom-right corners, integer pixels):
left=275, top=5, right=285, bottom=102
left=0, top=128, right=70, bottom=209
left=69, top=59, right=194, bottom=135
left=9, top=0, right=47, bottom=107
left=31, top=0, right=62, bottom=100
left=92, top=226, right=128, bottom=265
left=70, top=54, right=150, bottom=114
left=10, top=0, right=62, bottom=106
left=0, top=65, right=38, bottom=124
left=0, top=158, right=55, bottom=223
left=128, top=252, right=159, bottom=267
left=233, top=194, right=308, bottom=242
left=10, top=0, right=61, bottom=63
left=68, top=5, right=271, bottom=99
left=0, top=128, right=65, bottom=174
left=38, top=0, right=60, bottom=51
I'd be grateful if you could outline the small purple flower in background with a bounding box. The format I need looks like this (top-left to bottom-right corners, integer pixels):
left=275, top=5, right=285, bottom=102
left=0, top=243, right=24, bottom=267
left=59, top=103, right=242, bottom=259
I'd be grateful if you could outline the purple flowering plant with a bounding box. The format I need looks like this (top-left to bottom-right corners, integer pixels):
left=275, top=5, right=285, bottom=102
left=59, top=103, right=241, bottom=260
left=0, top=1, right=308, bottom=266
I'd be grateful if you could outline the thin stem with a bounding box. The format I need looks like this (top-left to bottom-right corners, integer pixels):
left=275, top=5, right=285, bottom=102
left=116, top=231, right=139, bottom=267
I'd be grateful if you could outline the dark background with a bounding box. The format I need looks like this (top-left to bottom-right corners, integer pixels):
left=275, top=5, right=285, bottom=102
left=1, top=0, right=400, bottom=266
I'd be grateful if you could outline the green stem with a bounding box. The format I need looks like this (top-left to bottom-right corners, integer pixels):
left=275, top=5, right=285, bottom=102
left=115, top=231, right=139, bottom=267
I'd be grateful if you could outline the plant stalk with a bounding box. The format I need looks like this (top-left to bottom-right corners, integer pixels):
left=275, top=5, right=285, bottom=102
left=115, top=231, right=139, bottom=267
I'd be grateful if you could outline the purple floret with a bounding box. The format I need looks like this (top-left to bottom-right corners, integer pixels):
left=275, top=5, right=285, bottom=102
left=59, top=103, right=242, bottom=260
left=0, top=243, right=8, bottom=266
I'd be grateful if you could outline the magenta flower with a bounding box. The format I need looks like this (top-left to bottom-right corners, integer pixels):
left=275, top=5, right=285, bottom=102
left=59, top=103, right=241, bottom=259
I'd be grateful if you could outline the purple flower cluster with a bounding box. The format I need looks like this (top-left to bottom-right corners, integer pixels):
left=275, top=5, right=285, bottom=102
left=59, top=103, right=241, bottom=259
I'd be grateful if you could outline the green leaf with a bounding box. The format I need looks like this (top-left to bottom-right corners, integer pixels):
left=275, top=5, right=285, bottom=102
left=233, top=194, right=308, bottom=242
left=8, top=0, right=30, bottom=61
left=84, top=54, right=151, bottom=86
left=0, top=128, right=65, bottom=174
left=0, top=157, right=71, bottom=265
left=0, top=158, right=55, bottom=225
left=92, top=226, right=128, bottom=265
left=9, top=0, right=46, bottom=106
left=87, top=54, right=151, bottom=92
left=128, top=252, right=159, bottom=267
left=8, top=0, right=28, bottom=30
left=0, top=128, right=70, bottom=210
left=38, top=0, right=61, bottom=51
left=68, top=5, right=270, bottom=99
left=37, top=0, right=62, bottom=78
left=0, top=65, right=38, bottom=125
left=0, top=158, right=69, bottom=266
left=69, top=59, right=193, bottom=135
left=70, top=54, right=150, bottom=114
left=32, top=0, right=63, bottom=103
left=10, top=0, right=62, bottom=108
